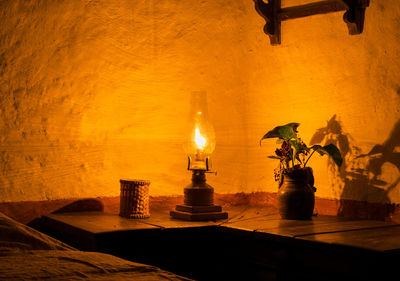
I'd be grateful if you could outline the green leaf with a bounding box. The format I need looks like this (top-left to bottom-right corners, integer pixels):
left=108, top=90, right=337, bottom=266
left=285, top=123, right=300, bottom=131
left=260, top=123, right=300, bottom=145
left=290, top=139, right=307, bottom=157
left=311, top=145, right=325, bottom=156
left=322, top=144, right=343, bottom=167
left=310, top=144, right=342, bottom=167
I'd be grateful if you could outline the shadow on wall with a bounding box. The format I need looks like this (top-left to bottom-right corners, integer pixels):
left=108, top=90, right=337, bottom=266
left=310, top=115, right=400, bottom=220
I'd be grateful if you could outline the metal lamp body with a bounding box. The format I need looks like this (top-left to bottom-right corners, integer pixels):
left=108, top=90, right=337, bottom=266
left=170, top=91, right=227, bottom=221
left=184, top=170, right=214, bottom=206
left=170, top=168, right=227, bottom=221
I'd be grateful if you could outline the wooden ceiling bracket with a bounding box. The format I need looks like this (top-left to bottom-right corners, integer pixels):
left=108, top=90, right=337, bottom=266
left=254, top=0, right=281, bottom=45
left=253, top=0, right=370, bottom=45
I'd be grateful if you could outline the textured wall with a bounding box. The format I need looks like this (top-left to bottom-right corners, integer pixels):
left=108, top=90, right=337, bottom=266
left=0, top=0, right=399, bottom=205
left=249, top=0, right=400, bottom=205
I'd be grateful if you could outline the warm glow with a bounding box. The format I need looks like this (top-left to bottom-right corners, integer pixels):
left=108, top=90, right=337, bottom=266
left=195, top=127, right=207, bottom=151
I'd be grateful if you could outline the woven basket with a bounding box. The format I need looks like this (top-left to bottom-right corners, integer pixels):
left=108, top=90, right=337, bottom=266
left=119, top=179, right=150, bottom=219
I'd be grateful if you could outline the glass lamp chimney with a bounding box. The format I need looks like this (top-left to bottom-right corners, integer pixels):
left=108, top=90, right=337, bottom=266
left=184, top=91, right=215, bottom=171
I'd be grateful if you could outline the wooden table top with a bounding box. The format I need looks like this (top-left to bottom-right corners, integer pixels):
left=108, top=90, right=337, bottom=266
left=45, top=205, right=400, bottom=253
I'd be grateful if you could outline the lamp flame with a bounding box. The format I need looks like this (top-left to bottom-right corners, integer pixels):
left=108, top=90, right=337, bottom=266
left=195, top=127, right=207, bottom=151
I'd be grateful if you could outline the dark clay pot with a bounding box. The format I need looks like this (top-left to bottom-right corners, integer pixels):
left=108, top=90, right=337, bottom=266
left=277, top=167, right=315, bottom=220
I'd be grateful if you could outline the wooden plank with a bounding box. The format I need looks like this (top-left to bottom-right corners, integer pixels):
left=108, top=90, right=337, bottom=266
left=224, top=214, right=347, bottom=232
left=136, top=210, right=222, bottom=229
left=46, top=212, right=159, bottom=234
left=299, top=226, right=400, bottom=252
left=279, top=0, right=347, bottom=21
left=257, top=218, right=399, bottom=238
left=45, top=209, right=400, bottom=254
left=46, top=210, right=222, bottom=231
left=223, top=206, right=279, bottom=224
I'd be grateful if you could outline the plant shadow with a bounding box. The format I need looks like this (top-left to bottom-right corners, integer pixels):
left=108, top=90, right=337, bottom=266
left=310, top=115, right=400, bottom=220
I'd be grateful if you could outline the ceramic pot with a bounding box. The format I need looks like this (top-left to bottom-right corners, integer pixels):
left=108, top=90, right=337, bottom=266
left=277, top=167, right=315, bottom=220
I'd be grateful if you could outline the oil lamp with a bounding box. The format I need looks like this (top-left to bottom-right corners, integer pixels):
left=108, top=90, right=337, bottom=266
left=170, top=91, right=228, bottom=221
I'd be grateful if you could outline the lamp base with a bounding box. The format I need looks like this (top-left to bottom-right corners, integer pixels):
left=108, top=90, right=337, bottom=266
left=170, top=204, right=228, bottom=221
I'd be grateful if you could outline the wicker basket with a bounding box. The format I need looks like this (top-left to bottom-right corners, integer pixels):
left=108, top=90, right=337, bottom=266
left=119, top=179, right=150, bottom=219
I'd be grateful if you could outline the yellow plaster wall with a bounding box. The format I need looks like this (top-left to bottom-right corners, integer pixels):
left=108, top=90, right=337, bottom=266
left=250, top=0, right=400, bottom=204
left=0, top=0, right=399, bottom=204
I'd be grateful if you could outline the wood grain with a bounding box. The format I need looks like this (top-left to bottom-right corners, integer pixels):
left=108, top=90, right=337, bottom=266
left=300, top=226, right=400, bottom=252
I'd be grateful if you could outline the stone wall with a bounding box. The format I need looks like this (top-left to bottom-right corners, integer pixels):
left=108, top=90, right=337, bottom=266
left=0, top=0, right=399, bottom=205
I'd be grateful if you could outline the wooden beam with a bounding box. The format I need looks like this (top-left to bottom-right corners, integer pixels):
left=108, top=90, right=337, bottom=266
left=253, top=0, right=369, bottom=45
left=278, top=0, right=347, bottom=21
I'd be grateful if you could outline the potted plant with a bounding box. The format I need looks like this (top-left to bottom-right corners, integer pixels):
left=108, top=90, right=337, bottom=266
left=260, top=122, right=342, bottom=219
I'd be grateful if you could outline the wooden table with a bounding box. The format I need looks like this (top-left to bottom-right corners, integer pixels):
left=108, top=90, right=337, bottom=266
left=37, top=206, right=400, bottom=281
